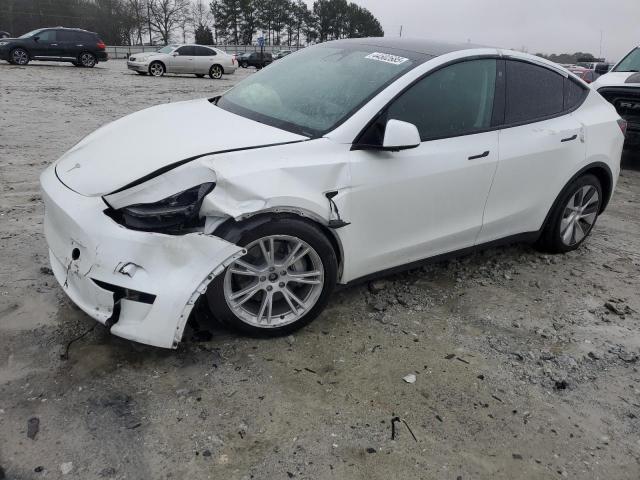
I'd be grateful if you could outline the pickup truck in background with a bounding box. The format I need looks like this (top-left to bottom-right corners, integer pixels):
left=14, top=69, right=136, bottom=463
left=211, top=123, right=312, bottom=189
left=593, top=46, right=640, bottom=148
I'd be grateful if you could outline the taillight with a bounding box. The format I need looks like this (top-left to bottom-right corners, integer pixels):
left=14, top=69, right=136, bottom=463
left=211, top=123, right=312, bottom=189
left=97, top=40, right=106, bottom=50
left=618, top=118, right=628, bottom=136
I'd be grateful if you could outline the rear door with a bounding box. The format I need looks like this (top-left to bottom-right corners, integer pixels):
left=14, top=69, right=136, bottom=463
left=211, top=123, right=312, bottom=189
left=170, top=45, right=196, bottom=73
left=194, top=46, right=216, bottom=73
left=477, top=59, right=588, bottom=244
left=57, top=30, right=82, bottom=60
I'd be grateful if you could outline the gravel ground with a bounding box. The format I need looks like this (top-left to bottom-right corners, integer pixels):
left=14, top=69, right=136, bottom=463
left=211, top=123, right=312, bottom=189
left=1, top=59, right=640, bottom=480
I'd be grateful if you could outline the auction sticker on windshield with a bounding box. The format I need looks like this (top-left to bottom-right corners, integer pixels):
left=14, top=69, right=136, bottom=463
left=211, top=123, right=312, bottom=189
left=365, top=52, right=409, bottom=66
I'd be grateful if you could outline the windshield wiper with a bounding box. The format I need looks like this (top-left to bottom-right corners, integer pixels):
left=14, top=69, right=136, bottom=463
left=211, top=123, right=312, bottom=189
left=617, top=69, right=639, bottom=73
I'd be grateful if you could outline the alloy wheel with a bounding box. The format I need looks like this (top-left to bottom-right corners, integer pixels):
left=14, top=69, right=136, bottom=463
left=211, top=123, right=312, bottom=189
left=560, top=185, right=600, bottom=246
left=223, top=235, right=325, bottom=328
left=80, top=53, right=96, bottom=67
left=210, top=65, right=223, bottom=79
left=149, top=62, right=164, bottom=76
left=12, top=49, right=28, bottom=65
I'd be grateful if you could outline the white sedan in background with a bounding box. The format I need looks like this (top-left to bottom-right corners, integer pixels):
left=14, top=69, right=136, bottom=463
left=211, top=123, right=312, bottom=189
left=127, top=44, right=237, bottom=79
left=42, top=38, right=624, bottom=349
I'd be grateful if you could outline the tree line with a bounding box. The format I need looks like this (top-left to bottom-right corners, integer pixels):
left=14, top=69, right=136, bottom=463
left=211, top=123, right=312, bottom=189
left=0, top=0, right=383, bottom=46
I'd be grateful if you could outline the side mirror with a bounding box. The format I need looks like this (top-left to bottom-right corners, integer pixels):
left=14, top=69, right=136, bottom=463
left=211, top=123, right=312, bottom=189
left=382, top=119, right=421, bottom=151
left=33, top=36, right=40, bottom=42
left=172, top=52, right=179, bottom=56
left=595, top=63, right=609, bottom=75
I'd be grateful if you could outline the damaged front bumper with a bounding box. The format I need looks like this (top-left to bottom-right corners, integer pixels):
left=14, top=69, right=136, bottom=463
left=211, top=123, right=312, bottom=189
left=40, top=166, right=244, bottom=348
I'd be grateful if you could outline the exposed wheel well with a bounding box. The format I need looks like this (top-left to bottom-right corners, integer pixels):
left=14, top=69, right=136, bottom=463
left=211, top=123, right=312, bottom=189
left=212, top=212, right=343, bottom=279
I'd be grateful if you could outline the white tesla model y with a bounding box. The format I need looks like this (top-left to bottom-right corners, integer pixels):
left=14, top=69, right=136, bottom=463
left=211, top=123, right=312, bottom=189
left=41, top=38, right=625, bottom=348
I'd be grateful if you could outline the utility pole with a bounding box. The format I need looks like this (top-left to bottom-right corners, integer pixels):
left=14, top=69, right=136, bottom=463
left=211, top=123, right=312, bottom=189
left=599, top=30, right=603, bottom=60
left=399, top=25, right=403, bottom=38
left=147, top=0, right=152, bottom=45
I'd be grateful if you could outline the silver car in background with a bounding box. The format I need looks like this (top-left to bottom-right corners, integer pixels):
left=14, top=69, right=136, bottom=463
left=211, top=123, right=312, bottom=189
left=127, top=44, right=237, bottom=79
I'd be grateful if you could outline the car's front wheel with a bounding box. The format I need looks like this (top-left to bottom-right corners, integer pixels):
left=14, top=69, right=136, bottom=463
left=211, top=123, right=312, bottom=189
left=209, top=64, right=223, bottom=79
left=149, top=61, right=165, bottom=77
left=537, top=174, right=603, bottom=253
left=10, top=48, right=29, bottom=65
left=240, top=61, right=248, bottom=68
left=207, top=218, right=338, bottom=336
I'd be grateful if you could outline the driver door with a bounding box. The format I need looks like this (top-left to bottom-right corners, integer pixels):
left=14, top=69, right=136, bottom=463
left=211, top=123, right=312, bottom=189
left=31, top=29, right=62, bottom=58
left=169, top=45, right=196, bottom=73
left=344, top=59, right=501, bottom=281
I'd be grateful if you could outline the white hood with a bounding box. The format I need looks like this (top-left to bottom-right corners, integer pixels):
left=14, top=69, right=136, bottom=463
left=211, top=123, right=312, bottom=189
left=593, top=71, right=640, bottom=89
left=55, top=99, right=306, bottom=196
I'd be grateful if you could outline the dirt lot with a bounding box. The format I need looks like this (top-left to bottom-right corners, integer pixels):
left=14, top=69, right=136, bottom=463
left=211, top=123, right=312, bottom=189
left=1, top=59, right=640, bottom=480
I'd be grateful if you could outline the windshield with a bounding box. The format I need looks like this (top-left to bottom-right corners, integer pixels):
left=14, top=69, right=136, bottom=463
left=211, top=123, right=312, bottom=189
left=157, top=45, right=177, bottom=54
left=217, top=43, right=424, bottom=136
left=19, top=29, right=43, bottom=38
left=614, top=47, right=640, bottom=72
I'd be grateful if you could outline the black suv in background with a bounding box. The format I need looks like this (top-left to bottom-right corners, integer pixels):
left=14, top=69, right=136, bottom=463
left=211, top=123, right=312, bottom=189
left=0, top=27, right=107, bottom=67
left=238, top=51, right=273, bottom=69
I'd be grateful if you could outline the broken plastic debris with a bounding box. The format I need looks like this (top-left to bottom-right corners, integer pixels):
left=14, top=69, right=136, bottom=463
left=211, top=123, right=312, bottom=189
left=403, top=373, right=416, bottom=384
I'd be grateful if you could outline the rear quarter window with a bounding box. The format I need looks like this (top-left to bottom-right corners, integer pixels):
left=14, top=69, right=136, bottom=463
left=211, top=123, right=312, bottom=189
left=564, top=77, right=588, bottom=111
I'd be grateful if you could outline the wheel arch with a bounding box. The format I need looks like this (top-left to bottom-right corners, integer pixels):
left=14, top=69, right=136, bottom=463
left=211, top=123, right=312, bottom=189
left=540, top=161, right=613, bottom=234
left=212, top=210, right=344, bottom=281
left=148, top=60, right=165, bottom=73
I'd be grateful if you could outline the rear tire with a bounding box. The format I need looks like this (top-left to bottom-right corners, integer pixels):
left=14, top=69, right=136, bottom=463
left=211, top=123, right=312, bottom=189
left=209, top=64, right=223, bottom=79
left=240, top=61, right=248, bottom=68
left=207, top=217, right=338, bottom=336
left=536, top=174, right=603, bottom=253
left=79, top=52, right=96, bottom=68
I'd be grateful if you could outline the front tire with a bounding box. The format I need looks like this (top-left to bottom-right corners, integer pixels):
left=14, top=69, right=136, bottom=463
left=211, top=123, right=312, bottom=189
left=79, top=52, right=96, bottom=68
left=209, top=64, right=223, bottom=79
left=207, top=218, right=338, bottom=336
left=10, top=48, right=29, bottom=65
left=149, top=61, right=165, bottom=77
left=537, top=174, right=603, bottom=253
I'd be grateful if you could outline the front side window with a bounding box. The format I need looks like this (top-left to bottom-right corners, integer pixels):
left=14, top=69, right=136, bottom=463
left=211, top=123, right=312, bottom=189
left=505, top=61, right=564, bottom=124
left=176, top=46, right=195, bottom=56
left=386, top=59, right=497, bottom=141
left=36, top=30, right=56, bottom=42
left=217, top=44, right=423, bottom=136
left=614, top=48, right=640, bottom=73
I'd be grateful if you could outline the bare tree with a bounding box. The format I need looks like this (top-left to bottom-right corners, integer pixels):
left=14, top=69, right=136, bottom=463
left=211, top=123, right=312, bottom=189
left=148, top=0, right=191, bottom=44
left=124, top=0, right=148, bottom=44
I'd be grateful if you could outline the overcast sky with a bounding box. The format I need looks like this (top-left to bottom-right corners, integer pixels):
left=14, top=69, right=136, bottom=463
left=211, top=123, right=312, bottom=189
left=306, top=0, right=640, bottom=61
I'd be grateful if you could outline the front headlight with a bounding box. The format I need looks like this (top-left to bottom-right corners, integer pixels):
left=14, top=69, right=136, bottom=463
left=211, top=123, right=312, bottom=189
left=113, top=183, right=215, bottom=232
left=0, top=42, right=9, bottom=47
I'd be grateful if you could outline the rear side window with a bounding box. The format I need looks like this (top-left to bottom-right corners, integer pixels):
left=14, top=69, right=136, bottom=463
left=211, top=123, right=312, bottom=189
left=564, top=77, right=588, bottom=111
left=195, top=46, right=215, bottom=56
left=505, top=61, right=564, bottom=124
left=386, top=59, right=497, bottom=141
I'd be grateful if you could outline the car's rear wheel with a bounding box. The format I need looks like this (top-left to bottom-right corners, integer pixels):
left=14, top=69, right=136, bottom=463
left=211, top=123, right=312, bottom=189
left=79, top=52, right=96, bottom=68
left=240, top=61, right=248, bottom=68
left=207, top=218, right=338, bottom=336
left=149, top=61, right=165, bottom=77
left=209, top=64, right=223, bottom=79
left=10, top=48, right=29, bottom=65
left=537, top=174, right=603, bottom=253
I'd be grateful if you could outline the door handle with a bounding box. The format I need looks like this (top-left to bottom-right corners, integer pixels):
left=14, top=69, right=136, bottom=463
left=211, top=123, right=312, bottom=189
left=468, top=150, right=490, bottom=160
left=51, top=43, right=58, bottom=46
left=561, top=134, right=578, bottom=143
